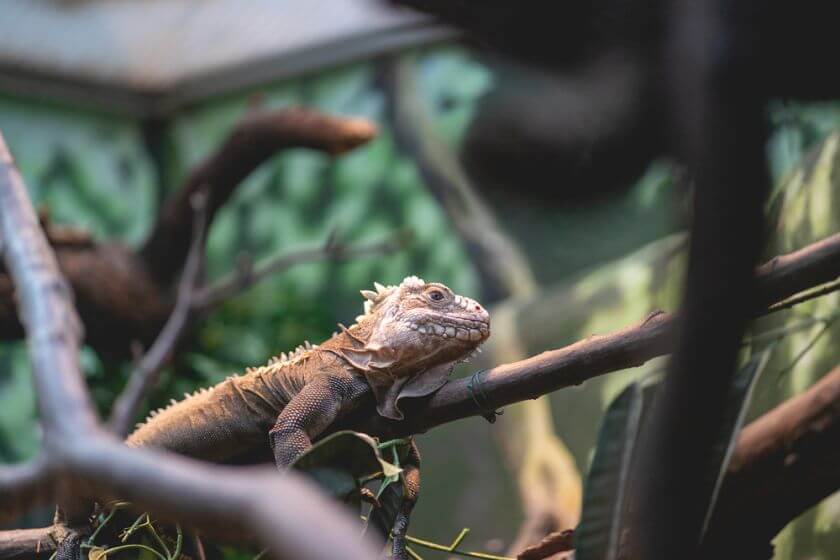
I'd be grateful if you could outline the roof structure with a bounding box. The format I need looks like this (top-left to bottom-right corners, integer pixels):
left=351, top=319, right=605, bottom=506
left=0, top=0, right=452, bottom=115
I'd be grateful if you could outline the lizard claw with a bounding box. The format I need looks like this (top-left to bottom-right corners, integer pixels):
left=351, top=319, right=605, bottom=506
left=360, top=488, right=382, bottom=509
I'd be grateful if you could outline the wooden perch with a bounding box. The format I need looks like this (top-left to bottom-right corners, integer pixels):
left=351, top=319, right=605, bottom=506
left=344, top=232, right=840, bottom=438
left=0, top=134, right=377, bottom=560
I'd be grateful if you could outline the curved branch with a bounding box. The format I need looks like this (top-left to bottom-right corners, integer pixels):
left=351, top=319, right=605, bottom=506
left=0, top=527, right=63, bottom=560
left=0, top=133, right=378, bottom=560
left=703, top=363, right=840, bottom=554
left=141, top=107, right=377, bottom=284
left=346, top=232, right=840, bottom=439
left=192, top=229, right=410, bottom=312
left=108, top=194, right=208, bottom=437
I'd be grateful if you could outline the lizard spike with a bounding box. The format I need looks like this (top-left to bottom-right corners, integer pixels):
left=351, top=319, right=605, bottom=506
left=184, top=392, right=191, bottom=399
left=374, top=282, right=387, bottom=294
left=304, top=341, right=312, bottom=350
left=363, top=300, right=374, bottom=314
left=360, top=289, right=378, bottom=301
left=169, top=398, right=178, bottom=406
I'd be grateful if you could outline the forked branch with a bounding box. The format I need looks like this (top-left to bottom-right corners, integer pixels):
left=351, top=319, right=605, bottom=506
left=0, top=133, right=377, bottom=560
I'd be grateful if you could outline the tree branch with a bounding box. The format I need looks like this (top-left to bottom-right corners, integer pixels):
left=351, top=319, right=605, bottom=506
left=0, top=132, right=378, bottom=560
left=345, top=232, right=840, bottom=439
left=191, top=229, right=410, bottom=312
left=703, top=363, right=840, bottom=555
left=108, top=193, right=209, bottom=437
left=0, top=527, right=63, bottom=560
left=141, top=107, right=377, bottom=284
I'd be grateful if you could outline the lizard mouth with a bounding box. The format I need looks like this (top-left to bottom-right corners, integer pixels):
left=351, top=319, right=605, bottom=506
left=406, top=317, right=490, bottom=343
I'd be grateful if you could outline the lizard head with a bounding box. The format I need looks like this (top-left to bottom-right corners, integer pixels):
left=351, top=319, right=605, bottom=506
left=340, top=276, right=490, bottom=419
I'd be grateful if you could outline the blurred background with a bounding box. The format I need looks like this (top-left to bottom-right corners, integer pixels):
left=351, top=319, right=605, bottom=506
left=0, top=1, right=838, bottom=558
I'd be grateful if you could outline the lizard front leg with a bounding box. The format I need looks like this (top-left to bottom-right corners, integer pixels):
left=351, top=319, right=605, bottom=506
left=391, top=438, right=420, bottom=560
left=269, top=373, right=367, bottom=468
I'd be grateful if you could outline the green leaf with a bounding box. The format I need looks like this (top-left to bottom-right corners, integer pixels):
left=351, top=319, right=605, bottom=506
left=699, top=348, right=772, bottom=540
left=576, top=383, right=647, bottom=560
left=291, top=431, right=402, bottom=509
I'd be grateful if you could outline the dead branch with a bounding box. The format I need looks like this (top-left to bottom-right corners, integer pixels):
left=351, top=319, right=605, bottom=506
left=516, top=529, right=575, bottom=560
left=192, top=229, right=409, bottom=312
left=0, top=527, right=64, bottom=560
left=108, top=194, right=209, bottom=437
left=346, top=231, right=840, bottom=439
left=141, top=107, right=377, bottom=285
left=703, top=363, right=840, bottom=555
left=0, top=133, right=377, bottom=560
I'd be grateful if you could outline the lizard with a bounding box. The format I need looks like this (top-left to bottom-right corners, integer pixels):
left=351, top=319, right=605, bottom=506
left=124, top=275, right=491, bottom=559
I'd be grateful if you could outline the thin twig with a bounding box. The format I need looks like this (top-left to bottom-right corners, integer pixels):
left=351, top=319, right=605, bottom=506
left=765, top=277, right=840, bottom=314
left=108, top=193, right=209, bottom=437
left=191, top=230, right=410, bottom=312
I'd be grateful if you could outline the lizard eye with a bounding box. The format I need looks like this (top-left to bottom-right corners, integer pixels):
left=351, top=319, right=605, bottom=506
left=427, top=289, right=446, bottom=302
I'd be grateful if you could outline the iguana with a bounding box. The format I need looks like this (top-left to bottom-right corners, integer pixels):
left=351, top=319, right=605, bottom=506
left=125, top=275, right=490, bottom=558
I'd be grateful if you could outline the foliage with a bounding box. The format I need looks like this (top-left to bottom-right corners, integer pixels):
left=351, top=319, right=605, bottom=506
left=1, top=41, right=840, bottom=559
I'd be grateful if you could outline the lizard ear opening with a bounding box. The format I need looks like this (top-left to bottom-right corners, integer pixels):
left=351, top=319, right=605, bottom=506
left=366, top=362, right=454, bottom=421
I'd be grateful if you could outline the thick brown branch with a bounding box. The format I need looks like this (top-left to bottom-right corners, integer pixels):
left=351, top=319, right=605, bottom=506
left=704, top=364, right=840, bottom=555
left=0, top=527, right=63, bottom=560
left=346, top=232, right=840, bottom=439
left=0, top=133, right=377, bottom=560
left=108, top=194, right=208, bottom=437
left=141, top=107, right=376, bottom=284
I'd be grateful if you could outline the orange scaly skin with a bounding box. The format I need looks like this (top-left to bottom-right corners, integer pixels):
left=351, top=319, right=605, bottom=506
left=126, top=276, right=490, bottom=559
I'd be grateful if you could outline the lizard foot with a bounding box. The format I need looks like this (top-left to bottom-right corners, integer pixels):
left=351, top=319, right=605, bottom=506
left=388, top=512, right=410, bottom=560
left=55, top=530, right=82, bottom=560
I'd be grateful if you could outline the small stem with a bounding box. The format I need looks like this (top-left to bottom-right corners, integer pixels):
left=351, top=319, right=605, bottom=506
left=120, top=513, right=147, bottom=542
left=404, top=533, right=513, bottom=560
left=98, top=544, right=168, bottom=560
left=171, top=525, right=183, bottom=560
left=142, top=515, right=172, bottom=559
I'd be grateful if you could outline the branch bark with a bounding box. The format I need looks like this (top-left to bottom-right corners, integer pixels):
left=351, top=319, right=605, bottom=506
left=345, top=231, right=840, bottom=439
left=0, top=133, right=378, bottom=560
left=703, top=363, right=840, bottom=556
left=141, top=107, right=376, bottom=284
